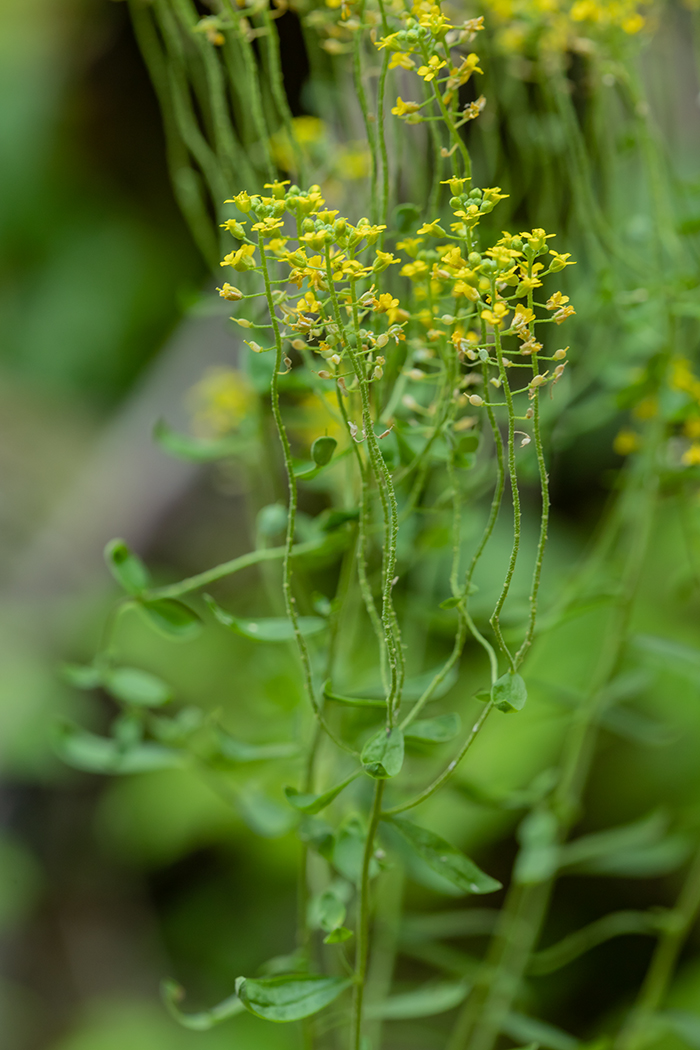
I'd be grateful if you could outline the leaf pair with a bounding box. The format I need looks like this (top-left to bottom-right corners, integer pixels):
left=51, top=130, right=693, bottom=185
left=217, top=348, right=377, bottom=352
left=105, top=539, right=202, bottom=639
left=63, top=663, right=172, bottom=708
left=164, top=974, right=352, bottom=1027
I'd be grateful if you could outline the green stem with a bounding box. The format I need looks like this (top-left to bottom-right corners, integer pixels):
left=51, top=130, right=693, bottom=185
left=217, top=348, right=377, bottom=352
left=350, top=779, right=385, bottom=1050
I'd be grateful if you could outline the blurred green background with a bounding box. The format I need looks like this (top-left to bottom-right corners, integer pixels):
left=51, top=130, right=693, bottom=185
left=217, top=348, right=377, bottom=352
left=4, top=2, right=700, bottom=1049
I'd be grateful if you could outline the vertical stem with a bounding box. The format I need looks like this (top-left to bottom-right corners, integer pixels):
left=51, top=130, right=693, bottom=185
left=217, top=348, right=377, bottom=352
left=351, top=779, right=386, bottom=1050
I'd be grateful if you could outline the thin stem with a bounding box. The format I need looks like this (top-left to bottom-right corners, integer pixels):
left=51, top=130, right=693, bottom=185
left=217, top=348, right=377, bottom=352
left=350, top=779, right=385, bottom=1050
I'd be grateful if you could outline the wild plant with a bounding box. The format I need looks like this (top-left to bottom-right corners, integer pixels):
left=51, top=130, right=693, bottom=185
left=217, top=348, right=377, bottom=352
left=60, top=1, right=700, bottom=1048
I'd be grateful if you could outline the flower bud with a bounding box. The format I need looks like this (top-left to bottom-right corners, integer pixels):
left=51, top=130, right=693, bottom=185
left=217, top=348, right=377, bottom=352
left=468, top=394, right=485, bottom=406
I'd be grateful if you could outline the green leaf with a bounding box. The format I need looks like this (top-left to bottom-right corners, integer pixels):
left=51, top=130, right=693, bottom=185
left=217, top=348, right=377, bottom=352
left=528, top=910, right=661, bottom=976
left=492, top=672, right=527, bottom=713
left=205, top=595, right=326, bottom=641
left=316, top=889, right=346, bottom=932
left=439, top=596, right=463, bottom=610
left=162, top=979, right=245, bottom=1030
left=389, top=819, right=501, bottom=895
left=559, top=811, right=691, bottom=877
left=365, top=980, right=468, bottom=1020
left=284, top=771, right=359, bottom=815
left=323, top=681, right=387, bottom=709
left=139, top=599, right=203, bottom=640
left=662, top=1010, right=700, bottom=1049
left=55, top=722, right=182, bottom=774
left=405, top=714, right=461, bottom=743
left=60, top=664, right=103, bottom=689
left=235, top=974, right=352, bottom=1022
left=154, top=419, right=244, bottom=462
left=103, top=667, right=173, bottom=707
left=104, top=539, right=149, bottom=595
left=333, top=816, right=380, bottom=883
left=236, top=790, right=295, bottom=838
left=502, top=1011, right=580, bottom=1050
left=323, top=926, right=353, bottom=944
left=514, top=809, right=560, bottom=885
left=217, top=730, right=298, bottom=764
left=362, top=728, right=405, bottom=779
left=311, top=435, right=337, bottom=466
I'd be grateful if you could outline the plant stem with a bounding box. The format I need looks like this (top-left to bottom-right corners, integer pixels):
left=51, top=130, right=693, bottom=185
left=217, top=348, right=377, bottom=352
left=350, top=779, right=386, bottom=1050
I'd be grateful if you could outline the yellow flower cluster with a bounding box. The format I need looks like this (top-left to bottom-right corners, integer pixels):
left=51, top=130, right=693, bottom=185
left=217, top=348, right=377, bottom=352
left=215, top=179, right=575, bottom=424
left=482, top=0, right=647, bottom=54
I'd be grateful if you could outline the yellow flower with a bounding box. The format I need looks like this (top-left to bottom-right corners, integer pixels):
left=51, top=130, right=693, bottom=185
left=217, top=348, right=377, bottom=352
left=453, top=280, right=479, bottom=301
left=252, top=216, right=285, bottom=234
left=373, top=293, right=400, bottom=313
left=632, top=397, right=658, bottom=421
left=511, top=304, right=535, bottom=335
left=217, top=283, right=243, bottom=301
left=220, top=218, right=247, bottom=238
left=263, top=179, right=291, bottom=199
left=224, top=191, right=252, bottom=214
left=617, top=426, right=642, bottom=455
left=389, top=52, right=416, bottom=70
left=417, top=219, right=447, bottom=236
left=481, top=301, right=509, bottom=328
left=448, top=52, right=483, bottom=86
left=396, top=237, right=423, bottom=257
left=549, top=250, right=576, bottom=272
left=401, top=259, right=430, bottom=280
left=683, top=443, right=700, bottom=466
left=189, top=367, right=255, bottom=437
left=373, top=250, right=399, bottom=272
left=220, top=244, right=257, bottom=271
left=417, top=55, right=446, bottom=82
left=392, top=97, right=421, bottom=117
left=685, top=417, right=700, bottom=440
left=441, top=176, right=471, bottom=194
left=546, top=291, right=569, bottom=311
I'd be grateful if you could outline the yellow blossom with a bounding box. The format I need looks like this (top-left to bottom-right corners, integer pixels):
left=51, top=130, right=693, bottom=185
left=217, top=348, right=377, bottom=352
left=389, top=52, right=416, bottom=70
left=224, top=190, right=252, bottom=214
left=392, top=97, right=421, bottom=117
left=417, top=219, right=447, bottom=236
left=189, top=367, right=255, bottom=437
left=220, top=244, right=257, bottom=271
left=481, top=301, right=509, bottom=328
left=417, top=55, right=446, bottom=82
left=373, top=293, right=400, bottom=313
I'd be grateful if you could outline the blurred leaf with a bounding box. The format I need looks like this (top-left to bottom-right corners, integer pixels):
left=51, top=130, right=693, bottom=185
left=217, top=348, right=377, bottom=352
left=153, top=419, right=244, bottom=461
left=323, top=926, right=353, bottom=943
left=311, top=435, right=337, bottom=466
left=285, top=771, right=360, bottom=814
left=333, top=816, right=380, bottom=883
left=560, top=811, right=691, bottom=877
left=515, top=809, right=560, bottom=885
left=316, top=889, right=346, bottom=932
left=365, top=980, right=468, bottom=1019
left=138, top=599, right=203, bottom=640
left=56, top=722, right=182, bottom=774
left=61, top=663, right=103, bottom=689
left=401, top=909, right=499, bottom=943
left=103, top=667, right=172, bottom=707
left=162, top=979, right=244, bottom=1030
left=300, top=816, right=336, bottom=859
left=362, top=728, right=404, bottom=779
left=439, top=596, right=463, bottom=610
left=493, top=672, right=527, bottom=714
left=633, top=634, right=700, bottom=682
left=104, top=539, right=149, bottom=595
left=205, top=595, right=326, bottom=641
left=217, top=729, right=298, bottom=763
left=661, top=1010, right=700, bottom=1048
left=405, top=714, right=461, bottom=743
left=388, top=819, right=501, bottom=895
left=236, top=789, right=296, bottom=838
left=502, top=1012, right=580, bottom=1050
left=235, top=973, right=352, bottom=1022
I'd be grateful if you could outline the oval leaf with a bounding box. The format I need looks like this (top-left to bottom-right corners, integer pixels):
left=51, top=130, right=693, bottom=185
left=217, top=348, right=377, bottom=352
left=492, top=672, right=527, bottom=714
left=103, top=667, right=173, bottom=707
left=235, top=974, right=352, bottom=1022
left=139, top=599, right=203, bottom=640
left=311, top=435, right=337, bottom=467
left=105, top=539, right=149, bottom=595
left=362, top=728, right=404, bottom=779
left=323, top=926, right=353, bottom=944
left=206, top=595, right=325, bottom=641
left=162, top=979, right=245, bottom=1030
left=389, top=818, right=501, bottom=895
left=316, top=889, right=346, bottom=932
left=404, top=714, right=461, bottom=743
left=55, top=722, right=182, bottom=774
left=285, top=771, right=359, bottom=815
left=61, top=664, right=103, bottom=690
